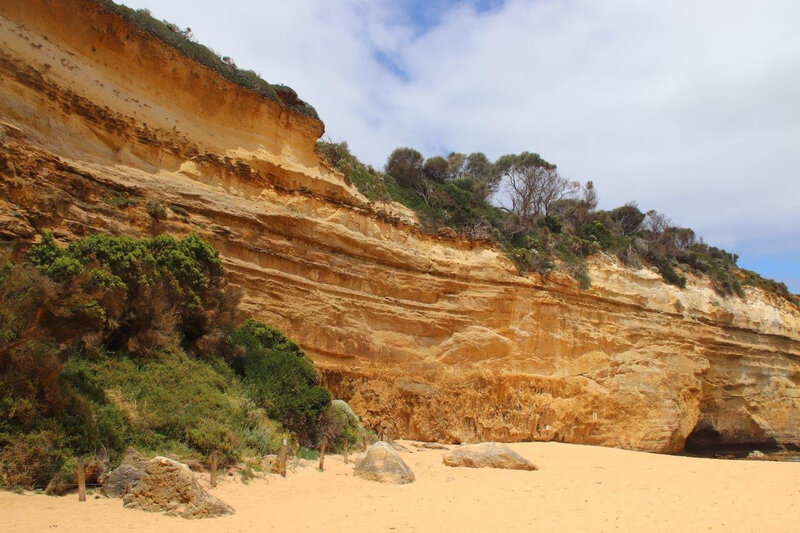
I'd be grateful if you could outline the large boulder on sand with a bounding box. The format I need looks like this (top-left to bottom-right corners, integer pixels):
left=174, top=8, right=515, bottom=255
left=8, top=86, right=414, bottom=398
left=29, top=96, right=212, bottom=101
left=122, top=457, right=234, bottom=519
left=354, top=442, right=415, bottom=484
left=443, top=442, right=538, bottom=470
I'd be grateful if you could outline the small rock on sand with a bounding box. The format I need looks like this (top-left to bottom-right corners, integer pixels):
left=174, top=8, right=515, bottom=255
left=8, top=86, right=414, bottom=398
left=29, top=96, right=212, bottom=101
left=443, top=442, right=538, bottom=470
left=415, top=442, right=448, bottom=450
left=354, top=442, right=415, bottom=484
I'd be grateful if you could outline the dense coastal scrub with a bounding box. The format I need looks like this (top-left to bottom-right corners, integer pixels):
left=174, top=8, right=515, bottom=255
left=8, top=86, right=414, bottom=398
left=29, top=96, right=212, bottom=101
left=318, top=140, right=796, bottom=303
left=0, top=233, right=361, bottom=491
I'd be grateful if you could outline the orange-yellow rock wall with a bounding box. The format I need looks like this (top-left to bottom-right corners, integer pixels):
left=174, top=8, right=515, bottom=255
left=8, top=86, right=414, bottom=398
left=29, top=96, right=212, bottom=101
left=1, top=0, right=798, bottom=453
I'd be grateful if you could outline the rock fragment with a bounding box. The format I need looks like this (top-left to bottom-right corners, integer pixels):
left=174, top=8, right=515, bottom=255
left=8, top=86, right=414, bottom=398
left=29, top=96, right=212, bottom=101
left=443, top=442, right=537, bottom=470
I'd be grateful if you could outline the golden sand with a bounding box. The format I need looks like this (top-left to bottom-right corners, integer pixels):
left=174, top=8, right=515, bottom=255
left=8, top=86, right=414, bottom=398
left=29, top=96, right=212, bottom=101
left=2, top=441, right=799, bottom=532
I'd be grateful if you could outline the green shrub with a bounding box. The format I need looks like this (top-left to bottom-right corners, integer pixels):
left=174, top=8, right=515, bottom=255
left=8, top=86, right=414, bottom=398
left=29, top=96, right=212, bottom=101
left=318, top=399, right=366, bottom=452
left=385, top=148, right=424, bottom=189
left=60, top=348, right=245, bottom=457
left=542, top=215, right=563, bottom=234
left=1, top=232, right=335, bottom=490
left=169, top=204, right=189, bottom=218
left=295, top=446, right=320, bottom=460
left=609, top=203, right=645, bottom=235
left=654, top=258, right=687, bottom=288
left=105, top=195, right=140, bottom=208
left=317, top=140, right=389, bottom=201
left=26, top=231, right=232, bottom=353
left=224, top=319, right=331, bottom=446
left=145, top=200, right=166, bottom=221
left=239, top=401, right=284, bottom=455
left=554, top=237, right=591, bottom=289
left=0, top=430, right=65, bottom=490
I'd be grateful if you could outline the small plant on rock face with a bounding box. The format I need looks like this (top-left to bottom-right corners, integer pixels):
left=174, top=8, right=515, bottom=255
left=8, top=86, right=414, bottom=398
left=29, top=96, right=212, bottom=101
left=169, top=204, right=189, bottom=218
left=145, top=200, right=167, bottom=236
left=106, top=195, right=140, bottom=208
left=145, top=200, right=166, bottom=220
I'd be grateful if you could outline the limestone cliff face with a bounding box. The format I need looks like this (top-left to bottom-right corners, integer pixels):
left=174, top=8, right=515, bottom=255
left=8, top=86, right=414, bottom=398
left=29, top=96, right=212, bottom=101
left=1, top=0, right=798, bottom=453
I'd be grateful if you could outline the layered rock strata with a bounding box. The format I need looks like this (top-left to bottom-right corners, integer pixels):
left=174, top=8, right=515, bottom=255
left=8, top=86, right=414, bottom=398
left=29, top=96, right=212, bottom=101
left=1, top=0, right=798, bottom=453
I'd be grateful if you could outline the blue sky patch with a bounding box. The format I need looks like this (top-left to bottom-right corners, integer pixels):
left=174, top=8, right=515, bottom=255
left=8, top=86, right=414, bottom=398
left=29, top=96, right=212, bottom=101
left=403, top=0, right=504, bottom=35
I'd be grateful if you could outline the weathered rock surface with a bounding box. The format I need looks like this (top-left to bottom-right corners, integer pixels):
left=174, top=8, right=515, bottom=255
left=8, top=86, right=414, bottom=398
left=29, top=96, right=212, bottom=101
left=1, top=0, right=799, bottom=454
left=354, top=442, right=415, bottom=484
left=122, top=457, right=234, bottom=519
left=443, top=443, right=537, bottom=470
left=103, top=448, right=146, bottom=498
left=104, top=464, right=144, bottom=498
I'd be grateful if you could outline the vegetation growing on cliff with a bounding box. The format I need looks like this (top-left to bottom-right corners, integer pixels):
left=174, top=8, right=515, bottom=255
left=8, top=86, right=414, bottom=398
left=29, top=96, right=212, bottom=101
left=0, top=232, right=356, bottom=491
left=318, top=140, right=796, bottom=303
left=93, top=0, right=319, bottom=120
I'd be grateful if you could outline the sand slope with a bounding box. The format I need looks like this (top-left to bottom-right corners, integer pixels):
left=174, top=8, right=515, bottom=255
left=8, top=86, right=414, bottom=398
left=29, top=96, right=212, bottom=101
left=1, top=442, right=799, bottom=532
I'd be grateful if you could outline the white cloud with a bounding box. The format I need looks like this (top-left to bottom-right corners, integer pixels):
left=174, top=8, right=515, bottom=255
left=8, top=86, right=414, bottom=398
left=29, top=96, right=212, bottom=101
left=117, top=0, right=800, bottom=290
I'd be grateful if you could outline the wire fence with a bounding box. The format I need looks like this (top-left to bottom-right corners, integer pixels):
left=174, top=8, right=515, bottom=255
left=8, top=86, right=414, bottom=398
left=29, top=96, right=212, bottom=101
left=4, top=462, right=104, bottom=489
left=5, top=436, right=381, bottom=495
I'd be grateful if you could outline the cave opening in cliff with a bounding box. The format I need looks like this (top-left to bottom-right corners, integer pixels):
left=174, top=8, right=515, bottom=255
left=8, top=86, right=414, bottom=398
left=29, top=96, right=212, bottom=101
left=683, top=422, right=781, bottom=457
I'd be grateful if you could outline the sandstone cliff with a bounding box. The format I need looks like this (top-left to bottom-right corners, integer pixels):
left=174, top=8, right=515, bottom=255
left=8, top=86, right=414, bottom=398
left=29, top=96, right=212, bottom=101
left=1, top=0, right=798, bottom=453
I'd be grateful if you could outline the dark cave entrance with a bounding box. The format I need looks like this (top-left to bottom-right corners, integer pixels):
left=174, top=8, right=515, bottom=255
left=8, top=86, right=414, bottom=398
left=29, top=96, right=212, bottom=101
left=683, top=422, right=782, bottom=457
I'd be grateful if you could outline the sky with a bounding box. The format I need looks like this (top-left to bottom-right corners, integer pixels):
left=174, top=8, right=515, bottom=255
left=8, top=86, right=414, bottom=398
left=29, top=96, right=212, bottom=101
left=122, top=0, right=800, bottom=293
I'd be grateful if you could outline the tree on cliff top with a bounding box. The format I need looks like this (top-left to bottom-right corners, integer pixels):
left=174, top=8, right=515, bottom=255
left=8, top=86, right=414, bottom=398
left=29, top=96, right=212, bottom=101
left=496, top=152, right=579, bottom=220
left=386, top=147, right=424, bottom=189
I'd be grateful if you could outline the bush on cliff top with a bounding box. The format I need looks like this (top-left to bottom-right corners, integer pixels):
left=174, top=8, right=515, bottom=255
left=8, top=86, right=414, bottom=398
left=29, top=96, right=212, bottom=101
left=316, top=140, right=797, bottom=303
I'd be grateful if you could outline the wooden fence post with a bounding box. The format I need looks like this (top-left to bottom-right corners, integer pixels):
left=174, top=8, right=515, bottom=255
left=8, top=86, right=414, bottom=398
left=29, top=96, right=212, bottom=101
left=76, top=457, right=86, bottom=502
left=318, top=437, right=327, bottom=471
left=379, top=428, right=384, bottom=442
left=363, top=434, right=368, bottom=451
left=343, top=439, right=348, bottom=464
left=209, top=452, right=218, bottom=488
left=279, top=438, right=287, bottom=477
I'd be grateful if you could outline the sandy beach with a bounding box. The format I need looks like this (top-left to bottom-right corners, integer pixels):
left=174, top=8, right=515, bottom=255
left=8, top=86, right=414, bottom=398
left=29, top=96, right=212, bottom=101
left=1, top=441, right=798, bottom=532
